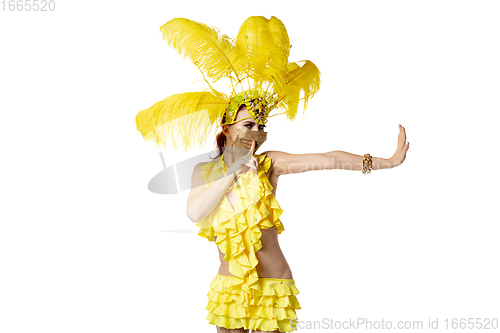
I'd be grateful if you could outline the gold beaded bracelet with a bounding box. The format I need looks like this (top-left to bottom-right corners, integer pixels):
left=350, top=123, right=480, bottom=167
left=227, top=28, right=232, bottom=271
left=362, top=153, right=372, bottom=175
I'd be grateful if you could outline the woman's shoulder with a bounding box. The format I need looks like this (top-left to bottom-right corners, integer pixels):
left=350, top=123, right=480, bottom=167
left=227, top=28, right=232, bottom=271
left=191, top=158, right=218, bottom=180
left=257, top=150, right=293, bottom=170
left=258, top=150, right=275, bottom=159
left=194, top=156, right=221, bottom=170
left=192, top=157, right=222, bottom=189
left=198, top=156, right=224, bottom=177
left=256, top=151, right=277, bottom=174
left=258, top=150, right=287, bottom=161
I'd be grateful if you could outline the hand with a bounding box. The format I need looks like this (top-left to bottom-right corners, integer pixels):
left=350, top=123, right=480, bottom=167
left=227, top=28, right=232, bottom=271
left=238, top=138, right=258, bottom=151
left=390, top=124, right=409, bottom=167
left=233, top=130, right=258, bottom=151
left=226, top=140, right=258, bottom=176
left=233, top=128, right=266, bottom=152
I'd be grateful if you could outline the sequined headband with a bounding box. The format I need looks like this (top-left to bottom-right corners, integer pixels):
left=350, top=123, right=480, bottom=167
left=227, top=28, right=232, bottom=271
left=222, top=88, right=277, bottom=126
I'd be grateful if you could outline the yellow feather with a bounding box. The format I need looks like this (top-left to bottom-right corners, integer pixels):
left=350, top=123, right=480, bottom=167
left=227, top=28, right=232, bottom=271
left=136, top=91, right=228, bottom=150
left=136, top=16, right=321, bottom=150
left=278, top=60, right=321, bottom=120
left=160, top=18, right=241, bottom=84
left=234, top=16, right=291, bottom=93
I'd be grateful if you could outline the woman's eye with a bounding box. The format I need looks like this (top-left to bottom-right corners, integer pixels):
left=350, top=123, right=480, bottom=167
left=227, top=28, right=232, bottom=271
left=245, top=124, right=266, bottom=130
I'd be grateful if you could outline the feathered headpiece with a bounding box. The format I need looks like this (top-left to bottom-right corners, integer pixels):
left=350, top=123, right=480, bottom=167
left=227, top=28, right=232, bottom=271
left=136, top=16, right=321, bottom=151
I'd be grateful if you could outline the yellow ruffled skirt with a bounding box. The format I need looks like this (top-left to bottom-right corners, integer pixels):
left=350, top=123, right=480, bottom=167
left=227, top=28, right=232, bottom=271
left=205, top=274, right=301, bottom=332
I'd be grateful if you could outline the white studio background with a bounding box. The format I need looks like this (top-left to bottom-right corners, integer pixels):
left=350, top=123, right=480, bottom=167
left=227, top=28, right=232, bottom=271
left=1, top=1, right=499, bottom=332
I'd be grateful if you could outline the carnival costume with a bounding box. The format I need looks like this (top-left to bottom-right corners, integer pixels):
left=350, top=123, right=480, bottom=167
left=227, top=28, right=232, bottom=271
left=136, top=16, right=321, bottom=332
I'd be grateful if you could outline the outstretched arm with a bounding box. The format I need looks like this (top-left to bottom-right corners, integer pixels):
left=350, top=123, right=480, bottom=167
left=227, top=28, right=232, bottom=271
left=263, top=124, right=409, bottom=176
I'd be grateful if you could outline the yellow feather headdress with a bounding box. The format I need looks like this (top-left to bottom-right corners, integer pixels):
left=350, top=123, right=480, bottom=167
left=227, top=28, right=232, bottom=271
left=136, top=16, right=321, bottom=151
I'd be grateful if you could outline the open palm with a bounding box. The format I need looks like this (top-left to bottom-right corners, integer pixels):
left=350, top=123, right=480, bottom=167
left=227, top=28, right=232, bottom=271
left=391, top=124, right=410, bottom=166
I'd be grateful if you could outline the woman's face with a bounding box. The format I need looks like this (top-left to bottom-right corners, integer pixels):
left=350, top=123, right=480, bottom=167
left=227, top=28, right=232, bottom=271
left=224, top=106, right=267, bottom=144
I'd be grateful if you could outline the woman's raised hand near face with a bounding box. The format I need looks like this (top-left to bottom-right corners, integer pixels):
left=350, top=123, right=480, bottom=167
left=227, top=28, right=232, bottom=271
left=226, top=140, right=259, bottom=176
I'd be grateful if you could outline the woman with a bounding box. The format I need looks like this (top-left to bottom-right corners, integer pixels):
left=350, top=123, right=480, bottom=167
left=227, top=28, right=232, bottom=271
left=136, top=16, right=409, bottom=333
left=186, top=103, right=409, bottom=333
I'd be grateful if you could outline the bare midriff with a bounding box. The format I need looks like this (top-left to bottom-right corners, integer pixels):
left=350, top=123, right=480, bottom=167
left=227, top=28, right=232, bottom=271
left=212, top=165, right=293, bottom=280
left=213, top=225, right=293, bottom=279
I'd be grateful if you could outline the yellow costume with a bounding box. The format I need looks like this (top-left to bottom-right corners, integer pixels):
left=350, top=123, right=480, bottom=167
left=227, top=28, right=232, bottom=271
left=197, top=153, right=301, bottom=332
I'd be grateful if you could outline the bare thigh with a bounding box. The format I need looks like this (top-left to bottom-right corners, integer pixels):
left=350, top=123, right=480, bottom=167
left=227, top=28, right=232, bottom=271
left=216, top=326, right=248, bottom=333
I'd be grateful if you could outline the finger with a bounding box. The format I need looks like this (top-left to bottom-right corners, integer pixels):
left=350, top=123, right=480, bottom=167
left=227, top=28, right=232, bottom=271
left=399, top=125, right=406, bottom=141
left=245, top=142, right=252, bottom=155
left=240, top=139, right=252, bottom=147
left=247, top=140, right=256, bottom=155
left=398, top=128, right=405, bottom=149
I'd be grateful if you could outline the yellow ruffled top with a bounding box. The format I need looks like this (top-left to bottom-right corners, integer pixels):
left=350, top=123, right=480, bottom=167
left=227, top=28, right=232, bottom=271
left=196, top=152, right=285, bottom=303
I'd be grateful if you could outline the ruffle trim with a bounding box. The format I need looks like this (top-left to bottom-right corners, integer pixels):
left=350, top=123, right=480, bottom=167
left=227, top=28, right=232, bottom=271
left=206, top=275, right=300, bottom=332
left=196, top=153, right=283, bottom=235
left=196, top=153, right=287, bottom=320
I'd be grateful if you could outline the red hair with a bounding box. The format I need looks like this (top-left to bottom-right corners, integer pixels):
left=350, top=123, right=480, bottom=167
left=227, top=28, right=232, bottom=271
left=212, top=104, right=247, bottom=159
